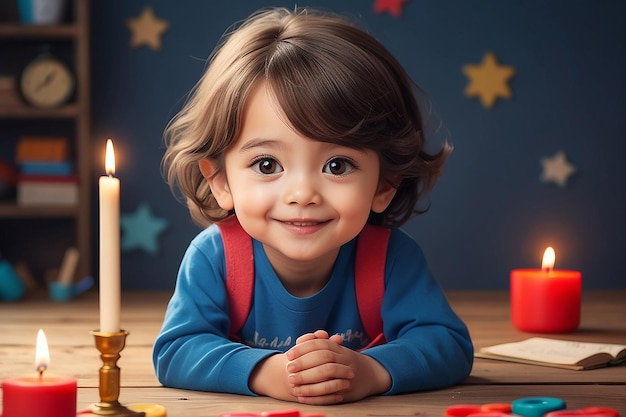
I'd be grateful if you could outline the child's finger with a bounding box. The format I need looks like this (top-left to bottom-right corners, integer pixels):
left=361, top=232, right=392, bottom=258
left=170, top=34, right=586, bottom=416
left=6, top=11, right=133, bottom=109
left=286, top=338, right=342, bottom=361
left=296, top=390, right=345, bottom=406
left=295, top=333, right=318, bottom=344
left=312, top=329, right=330, bottom=339
left=292, top=377, right=351, bottom=404
left=296, top=330, right=329, bottom=345
left=288, top=362, right=354, bottom=387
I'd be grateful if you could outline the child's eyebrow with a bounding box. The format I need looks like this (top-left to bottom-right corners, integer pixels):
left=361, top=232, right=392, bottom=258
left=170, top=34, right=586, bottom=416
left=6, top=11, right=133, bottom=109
left=238, top=137, right=370, bottom=156
left=238, top=138, right=282, bottom=152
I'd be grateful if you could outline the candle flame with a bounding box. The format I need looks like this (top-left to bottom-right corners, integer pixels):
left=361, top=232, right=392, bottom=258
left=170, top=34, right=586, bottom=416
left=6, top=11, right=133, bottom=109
left=35, top=329, right=49, bottom=375
left=105, top=139, right=116, bottom=176
left=542, top=247, right=556, bottom=271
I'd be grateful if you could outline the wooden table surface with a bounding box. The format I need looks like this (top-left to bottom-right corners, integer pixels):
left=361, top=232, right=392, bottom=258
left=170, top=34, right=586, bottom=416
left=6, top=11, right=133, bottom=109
left=1, top=290, right=624, bottom=416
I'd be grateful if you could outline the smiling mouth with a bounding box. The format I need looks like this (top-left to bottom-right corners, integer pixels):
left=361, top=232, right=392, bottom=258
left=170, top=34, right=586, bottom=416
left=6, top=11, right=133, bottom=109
left=284, top=221, right=326, bottom=227
left=278, top=220, right=330, bottom=235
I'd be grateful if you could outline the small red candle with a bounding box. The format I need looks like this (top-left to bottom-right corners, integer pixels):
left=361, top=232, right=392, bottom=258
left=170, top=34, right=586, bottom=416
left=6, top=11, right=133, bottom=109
left=1, top=329, right=77, bottom=417
left=511, top=247, right=582, bottom=333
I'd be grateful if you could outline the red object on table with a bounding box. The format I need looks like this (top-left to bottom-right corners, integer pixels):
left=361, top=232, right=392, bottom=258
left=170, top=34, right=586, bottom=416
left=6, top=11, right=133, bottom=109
left=445, top=403, right=514, bottom=417
left=545, top=407, right=620, bottom=417
left=1, top=374, right=77, bottom=417
left=217, top=413, right=262, bottom=417
left=262, top=410, right=302, bottom=417
left=445, top=404, right=483, bottom=417
left=510, top=248, right=581, bottom=333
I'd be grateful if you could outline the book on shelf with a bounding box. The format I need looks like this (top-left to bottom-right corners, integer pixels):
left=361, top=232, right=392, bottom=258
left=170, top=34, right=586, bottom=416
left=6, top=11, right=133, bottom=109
left=16, top=137, right=73, bottom=176
left=16, top=136, right=69, bottom=163
left=19, top=161, right=74, bottom=176
left=14, top=136, right=77, bottom=207
left=475, top=337, right=626, bottom=370
left=17, top=175, right=79, bottom=206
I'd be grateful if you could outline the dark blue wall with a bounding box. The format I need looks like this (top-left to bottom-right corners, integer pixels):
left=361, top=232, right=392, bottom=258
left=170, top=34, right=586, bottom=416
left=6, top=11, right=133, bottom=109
left=90, top=1, right=626, bottom=291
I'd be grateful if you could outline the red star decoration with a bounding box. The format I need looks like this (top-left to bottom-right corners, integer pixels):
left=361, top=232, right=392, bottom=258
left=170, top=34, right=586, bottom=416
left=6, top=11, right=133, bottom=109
left=373, top=0, right=409, bottom=17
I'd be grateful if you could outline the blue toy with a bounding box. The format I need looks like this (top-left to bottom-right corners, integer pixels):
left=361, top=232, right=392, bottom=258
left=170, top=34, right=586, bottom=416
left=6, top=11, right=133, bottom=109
left=0, top=260, right=26, bottom=301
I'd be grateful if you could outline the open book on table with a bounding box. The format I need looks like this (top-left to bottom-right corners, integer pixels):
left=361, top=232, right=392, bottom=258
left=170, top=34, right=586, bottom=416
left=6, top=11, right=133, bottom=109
left=475, top=337, right=626, bottom=370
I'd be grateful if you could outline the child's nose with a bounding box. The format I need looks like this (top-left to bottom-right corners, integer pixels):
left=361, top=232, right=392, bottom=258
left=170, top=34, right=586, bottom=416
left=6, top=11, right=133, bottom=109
left=283, top=174, right=322, bottom=206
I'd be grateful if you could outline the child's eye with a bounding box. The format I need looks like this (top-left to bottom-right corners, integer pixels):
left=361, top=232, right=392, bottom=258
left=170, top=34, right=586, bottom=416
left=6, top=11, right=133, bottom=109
left=323, top=157, right=356, bottom=176
left=251, top=157, right=283, bottom=175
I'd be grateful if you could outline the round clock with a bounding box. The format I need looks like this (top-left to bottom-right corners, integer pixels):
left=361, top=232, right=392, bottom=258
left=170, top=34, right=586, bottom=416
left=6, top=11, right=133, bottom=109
left=20, top=54, right=75, bottom=108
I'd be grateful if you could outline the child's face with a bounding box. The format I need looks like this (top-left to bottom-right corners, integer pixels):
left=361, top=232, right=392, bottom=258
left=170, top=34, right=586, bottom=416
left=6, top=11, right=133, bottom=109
left=205, top=81, right=396, bottom=267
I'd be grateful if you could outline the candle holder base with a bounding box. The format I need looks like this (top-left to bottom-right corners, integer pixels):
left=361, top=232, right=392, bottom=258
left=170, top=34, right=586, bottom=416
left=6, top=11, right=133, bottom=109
left=90, top=401, right=145, bottom=416
left=90, top=330, right=145, bottom=417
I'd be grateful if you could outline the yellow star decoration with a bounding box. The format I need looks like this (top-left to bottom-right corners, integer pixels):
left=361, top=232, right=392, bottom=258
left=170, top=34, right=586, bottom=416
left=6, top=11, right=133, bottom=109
left=126, top=6, right=169, bottom=51
left=462, top=52, right=516, bottom=109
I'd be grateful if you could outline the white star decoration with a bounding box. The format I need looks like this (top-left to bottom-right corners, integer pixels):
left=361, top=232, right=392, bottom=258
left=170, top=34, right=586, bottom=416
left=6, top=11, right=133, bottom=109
left=540, top=151, right=576, bottom=187
left=121, top=202, right=168, bottom=254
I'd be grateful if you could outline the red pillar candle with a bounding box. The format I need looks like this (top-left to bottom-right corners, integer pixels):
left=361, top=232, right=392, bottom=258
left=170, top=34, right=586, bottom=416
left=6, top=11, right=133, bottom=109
left=510, top=247, right=582, bottom=333
left=1, top=330, right=77, bottom=417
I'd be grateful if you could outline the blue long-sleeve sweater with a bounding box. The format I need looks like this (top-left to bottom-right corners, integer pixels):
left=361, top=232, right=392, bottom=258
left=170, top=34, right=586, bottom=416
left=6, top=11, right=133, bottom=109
left=153, top=224, right=473, bottom=395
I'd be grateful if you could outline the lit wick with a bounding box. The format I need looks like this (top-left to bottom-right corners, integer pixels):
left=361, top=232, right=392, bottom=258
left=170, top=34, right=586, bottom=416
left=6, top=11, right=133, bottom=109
left=35, top=329, right=50, bottom=378
left=105, top=139, right=116, bottom=178
left=542, top=247, right=556, bottom=273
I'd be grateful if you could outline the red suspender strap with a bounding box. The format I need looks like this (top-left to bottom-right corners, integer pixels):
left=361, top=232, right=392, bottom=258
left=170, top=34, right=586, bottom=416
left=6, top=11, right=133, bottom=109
left=355, top=225, right=390, bottom=349
left=217, top=216, right=254, bottom=339
left=218, top=217, right=390, bottom=347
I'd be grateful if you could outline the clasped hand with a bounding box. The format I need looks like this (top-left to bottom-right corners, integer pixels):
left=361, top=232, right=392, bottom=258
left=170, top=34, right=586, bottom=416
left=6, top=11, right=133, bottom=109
left=284, top=329, right=391, bottom=405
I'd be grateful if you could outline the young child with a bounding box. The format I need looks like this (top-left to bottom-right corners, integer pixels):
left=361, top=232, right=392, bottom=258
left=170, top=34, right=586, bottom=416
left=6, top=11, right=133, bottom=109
left=153, top=7, right=473, bottom=405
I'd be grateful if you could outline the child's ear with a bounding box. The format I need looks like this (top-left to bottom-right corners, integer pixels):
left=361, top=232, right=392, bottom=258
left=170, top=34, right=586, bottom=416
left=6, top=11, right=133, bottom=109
left=371, top=180, right=397, bottom=213
left=198, top=159, right=234, bottom=211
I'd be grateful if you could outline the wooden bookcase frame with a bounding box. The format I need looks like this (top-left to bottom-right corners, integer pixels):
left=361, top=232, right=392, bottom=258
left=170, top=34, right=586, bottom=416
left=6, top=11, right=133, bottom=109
left=0, top=0, right=91, bottom=282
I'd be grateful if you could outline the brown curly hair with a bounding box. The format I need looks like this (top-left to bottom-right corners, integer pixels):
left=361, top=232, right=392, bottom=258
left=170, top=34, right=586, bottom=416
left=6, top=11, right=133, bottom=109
left=162, top=7, right=451, bottom=229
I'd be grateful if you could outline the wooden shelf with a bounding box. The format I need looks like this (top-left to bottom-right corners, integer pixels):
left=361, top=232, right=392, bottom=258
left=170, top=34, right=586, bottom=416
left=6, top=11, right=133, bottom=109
left=0, top=23, right=78, bottom=39
left=0, top=103, right=79, bottom=118
left=0, top=202, right=78, bottom=217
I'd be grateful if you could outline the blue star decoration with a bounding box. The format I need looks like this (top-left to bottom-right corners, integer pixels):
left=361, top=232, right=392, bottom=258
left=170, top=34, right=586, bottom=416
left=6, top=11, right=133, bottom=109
left=540, top=151, right=576, bottom=187
left=121, top=202, right=168, bottom=255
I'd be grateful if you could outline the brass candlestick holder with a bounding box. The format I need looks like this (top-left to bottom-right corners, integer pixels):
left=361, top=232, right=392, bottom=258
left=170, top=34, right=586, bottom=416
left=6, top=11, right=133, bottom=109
left=90, top=331, right=145, bottom=417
